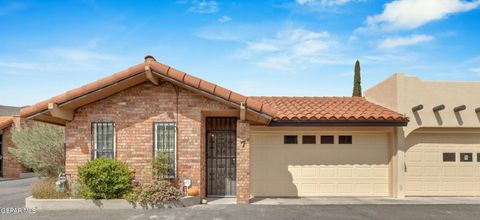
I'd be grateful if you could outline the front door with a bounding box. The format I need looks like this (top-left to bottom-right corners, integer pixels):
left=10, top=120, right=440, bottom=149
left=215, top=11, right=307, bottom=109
left=206, top=117, right=237, bottom=197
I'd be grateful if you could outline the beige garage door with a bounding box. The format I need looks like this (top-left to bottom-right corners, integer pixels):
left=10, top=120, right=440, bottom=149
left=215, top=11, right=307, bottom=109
left=406, top=133, right=480, bottom=196
left=251, top=132, right=390, bottom=197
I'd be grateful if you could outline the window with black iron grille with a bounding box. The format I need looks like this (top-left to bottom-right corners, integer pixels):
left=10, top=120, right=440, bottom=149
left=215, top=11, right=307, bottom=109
left=92, top=122, right=115, bottom=159
left=302, top=135, right=316, bottom=144
left=284, top=135, right=298, bottom=144
left=154, top=122, right=176, bottom=179
left=338, top=135, right=352, bottom=144
left=321, top=135, right=334, bottom=144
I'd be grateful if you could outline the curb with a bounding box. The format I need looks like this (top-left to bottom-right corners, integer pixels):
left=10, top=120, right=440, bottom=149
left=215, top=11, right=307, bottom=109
left=25, top=195, right=201, bottom=210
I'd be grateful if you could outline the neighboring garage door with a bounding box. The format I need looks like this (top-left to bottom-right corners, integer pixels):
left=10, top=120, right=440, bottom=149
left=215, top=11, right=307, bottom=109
left=251, top=132, right=390, bottom=197
left=406, top=132, right=480, bottom=196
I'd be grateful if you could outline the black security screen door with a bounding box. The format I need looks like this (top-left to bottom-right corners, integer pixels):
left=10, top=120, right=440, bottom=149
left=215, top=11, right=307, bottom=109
left=206, top=117, right=237, bottom=197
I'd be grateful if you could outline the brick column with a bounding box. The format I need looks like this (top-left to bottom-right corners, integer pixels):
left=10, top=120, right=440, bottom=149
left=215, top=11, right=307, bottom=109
left=236, top=120, right=250, bottom=204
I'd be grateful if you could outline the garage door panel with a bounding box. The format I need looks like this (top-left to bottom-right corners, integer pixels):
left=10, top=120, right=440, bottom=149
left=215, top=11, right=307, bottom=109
left=442, top=181, right=457, bottom=192
left=406, top=133, right=480, bottom=196
left=355, top=167, right=373, bottom=177
left=251, top=133, right=390, bottom=197
left=442, top=166, right=456, bottom=177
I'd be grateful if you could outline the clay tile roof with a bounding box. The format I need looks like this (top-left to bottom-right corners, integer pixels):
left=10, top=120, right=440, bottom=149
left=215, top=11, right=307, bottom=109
left=20, top=56, right=275, bottom=120
left=0, top=116, right=13, bottom=130
left=17, top=55, right=405, bottom=125
left=20, top=63, right=146, bottom=118
left=249, top=96, right=407, bottom=121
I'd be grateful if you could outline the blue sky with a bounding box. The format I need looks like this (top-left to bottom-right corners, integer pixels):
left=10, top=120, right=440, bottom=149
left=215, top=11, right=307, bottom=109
left=0, top=0, right=479, bottom=106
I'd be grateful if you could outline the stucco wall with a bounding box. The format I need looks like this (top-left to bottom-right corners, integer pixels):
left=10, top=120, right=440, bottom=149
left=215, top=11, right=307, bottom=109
left=366, top=73, right=480, bottom=135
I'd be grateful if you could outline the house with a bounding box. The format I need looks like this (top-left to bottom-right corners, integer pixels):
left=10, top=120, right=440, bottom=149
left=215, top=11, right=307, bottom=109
left=365, top=73, right=480, bottom=197
left=2, top=55, right=478, bottom=204
left=0, top=105, right=31, bottom=178
left=0, top=117, right=29, bottom=179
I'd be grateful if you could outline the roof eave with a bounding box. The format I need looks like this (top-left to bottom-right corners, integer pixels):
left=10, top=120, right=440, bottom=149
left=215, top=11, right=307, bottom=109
left=150, top=70, right=273, bottom=124
left=268, top=119, right=409, bottom=127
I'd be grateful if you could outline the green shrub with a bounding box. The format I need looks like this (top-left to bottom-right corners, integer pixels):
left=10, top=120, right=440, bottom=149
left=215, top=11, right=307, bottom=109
left=32, top=178, right=69, bottom=199
left=77, top=158, right=133, bottom=199
left=152, top=152, right=170, bottom=179
left=126, top=180, right=182, bottom=208
left=9, top=123, right=65, bottom=177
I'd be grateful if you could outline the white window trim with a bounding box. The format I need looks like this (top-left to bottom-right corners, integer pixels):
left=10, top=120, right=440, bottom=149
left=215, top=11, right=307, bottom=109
left=154, top=122, right=177, bottom=179
left=93, top=122, right=116, bottom=159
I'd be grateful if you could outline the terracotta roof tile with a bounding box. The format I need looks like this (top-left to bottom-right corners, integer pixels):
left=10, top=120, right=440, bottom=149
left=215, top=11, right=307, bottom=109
left=18, top=55, right=404, bottom=124
left=20, top=57, right=276, bottom=120
left=20, top=63, right=145, bottom=118
left=250, top=96, right=407, bottom=121
left=0, top=116, right=13, bottom=130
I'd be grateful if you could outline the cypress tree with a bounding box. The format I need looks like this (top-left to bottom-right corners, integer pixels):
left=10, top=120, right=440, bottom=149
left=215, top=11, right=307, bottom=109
left=352, top=60, right=362, bottom=97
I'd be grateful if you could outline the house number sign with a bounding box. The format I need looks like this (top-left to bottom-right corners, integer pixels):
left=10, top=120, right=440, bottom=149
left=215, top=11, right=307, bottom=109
left=183, top=178, right=192, bottom=188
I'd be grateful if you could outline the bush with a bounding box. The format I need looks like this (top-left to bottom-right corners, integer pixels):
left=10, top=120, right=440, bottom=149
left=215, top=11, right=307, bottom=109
left=126, top=180, right=182, bottom=208
left=77, top=158, right=133, bottom=199
left=152, top=152, right=170, bottom=179
left=9, top=123, right=65, bottom=177
left=32, top=178, right=69, bottom=199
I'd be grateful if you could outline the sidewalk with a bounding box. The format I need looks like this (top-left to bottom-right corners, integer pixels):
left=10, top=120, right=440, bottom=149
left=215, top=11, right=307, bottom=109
left=251, top=197, right=480, bottom=205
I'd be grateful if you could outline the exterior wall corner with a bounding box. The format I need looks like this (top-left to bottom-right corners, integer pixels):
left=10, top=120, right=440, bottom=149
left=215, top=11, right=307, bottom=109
left=236, top=120, right=250, bottom=204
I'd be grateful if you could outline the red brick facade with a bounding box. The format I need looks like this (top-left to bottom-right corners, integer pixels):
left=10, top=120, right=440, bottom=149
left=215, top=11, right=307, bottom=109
left=236, top=121, right=250, bottom=203
left=64, top=81, right=250, bottom=199
left=1, top=127, right=28, bottom=178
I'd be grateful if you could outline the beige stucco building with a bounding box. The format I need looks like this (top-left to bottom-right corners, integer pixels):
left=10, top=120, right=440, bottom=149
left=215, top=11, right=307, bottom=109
left=366, top=73, right=480, bottom=197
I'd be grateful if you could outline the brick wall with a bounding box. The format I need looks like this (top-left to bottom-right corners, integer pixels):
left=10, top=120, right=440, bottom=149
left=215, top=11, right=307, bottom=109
left=65, top=81, right=233, bottom=198
left=236, top=121, right=251, bottom=203
left=1, top=126, right=28, bottom=178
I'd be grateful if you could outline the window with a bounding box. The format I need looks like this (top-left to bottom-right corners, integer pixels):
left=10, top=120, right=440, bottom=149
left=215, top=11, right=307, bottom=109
left=460, top=153, right=473, bottom=162
left=338, top=135, right=352, bottom=144
left=92, top=122, right=115, bottom=159
left=154, top=122, right=176, bottom=179
left=302, top=135, right=316, bottom=144
left=477, top=153, right=480, bottom=162
left=284, top=135, right=298, bottom=144
left=321, top=135, right=334, bottom=144
left=443, top=153, right=455, bottom=162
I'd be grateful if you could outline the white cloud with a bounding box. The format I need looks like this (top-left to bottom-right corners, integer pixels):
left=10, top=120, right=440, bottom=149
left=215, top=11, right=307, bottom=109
left=188, top=0, right=219, bottom=14
left=0, top=62, right=38, bottom=70
left=366, top=0, right=480, bottom=31
left=218, top=15, right=231, bottom=23
left=379, top=34, right=434, bottom=49
left=236, top=28, right=347, bottom=70
left=471, top=67, right=480, bottom=74
left=296, top=0, right=358, bottom=7
left=35, top=48, right=119, bottom=62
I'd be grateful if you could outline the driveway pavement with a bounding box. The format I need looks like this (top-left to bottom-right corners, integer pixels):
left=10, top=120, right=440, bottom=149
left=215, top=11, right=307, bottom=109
left=3, top=204, right=480, bottom=220
left=2, top=180, right=480, bottom=220
left=0, top=178, right=36, bottom=208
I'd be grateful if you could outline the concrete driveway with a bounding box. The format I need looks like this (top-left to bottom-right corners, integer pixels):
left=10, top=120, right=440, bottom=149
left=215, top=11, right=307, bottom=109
left=2, top=181, right=480, bottom=220
left=0, top=177, right=36, bottom=208
left=3, top=204, right=480, bottom=220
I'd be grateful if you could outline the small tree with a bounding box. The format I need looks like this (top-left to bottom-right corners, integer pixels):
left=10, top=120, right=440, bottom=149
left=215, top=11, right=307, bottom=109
left=352, top=60, right=362, bottom=97
left=9, top=123, right=65, bottom=177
